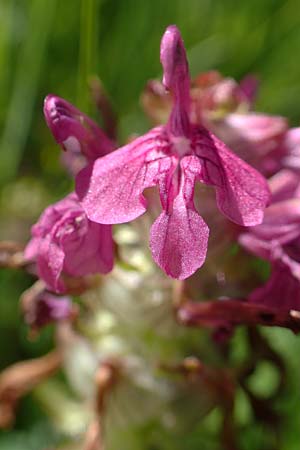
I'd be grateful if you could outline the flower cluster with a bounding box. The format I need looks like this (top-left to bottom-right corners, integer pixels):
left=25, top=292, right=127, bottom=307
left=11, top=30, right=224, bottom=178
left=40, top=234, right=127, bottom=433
left=6, top=23, right=300, bottom=450
left=23, top=24, right=300, bottom=328
left=25, top=192, right=113, bottom=293
left=25, top=25, right=272, bottom=291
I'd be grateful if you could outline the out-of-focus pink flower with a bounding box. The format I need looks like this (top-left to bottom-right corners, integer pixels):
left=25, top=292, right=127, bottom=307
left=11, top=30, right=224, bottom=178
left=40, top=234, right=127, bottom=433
left=239, top=75, right=260, bottom=105
left=240, top=199, right=300, bottom=255
left=141, top=71, right=257, bottom=126
left=77, top=25, right=270, bottom=280
left=268, top=168, right=300, bottom=202
left=210, top=113, right=288, bottom=175
left=24, top=291, right=73, bottom=329
left=44, top=95, right=115, bottom=175
left=191, top=72, right=253, bottom=123
left=24, top=193, right=113, bottom=293
left=281, top=127, right=300, bottom=171
left=249, top=262, right=300, bottom=311
left=240, top=169, right=300, bottom=310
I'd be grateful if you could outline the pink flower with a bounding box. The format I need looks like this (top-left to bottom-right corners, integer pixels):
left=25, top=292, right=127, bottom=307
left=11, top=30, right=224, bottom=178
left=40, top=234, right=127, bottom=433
left=210, top=113, right=288, bottom=176
left=24, top=291, right=73, bottom=329
left=238, top=74, right=259, bottom=105
left=24, top=193, right=114, bottom=293
left=281, top=127, right=300, bottom=171
left=77, top=25, right=270, bottom=280
left=239, top=169, right=300, bottom=311
left=249, top=262, right=300, bottom=312
left=44, top=95, right=115, bottom=175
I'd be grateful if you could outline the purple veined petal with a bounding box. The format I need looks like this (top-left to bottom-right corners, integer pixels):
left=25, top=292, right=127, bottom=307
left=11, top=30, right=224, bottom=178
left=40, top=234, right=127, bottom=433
left=44, top=95, right=115, bottom=163
left=76, top=127, right=174, bottom=224
left=150, top=157, right=209, bottom=280
left=195, top=128, right=270, bottom=226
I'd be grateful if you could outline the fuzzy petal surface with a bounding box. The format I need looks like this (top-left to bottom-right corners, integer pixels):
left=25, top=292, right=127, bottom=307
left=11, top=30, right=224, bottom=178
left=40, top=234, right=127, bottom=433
left=150, top=159, right=209, bottom=279
left=76, top=127, right=174, bottom=224
left=195, top=127, right=270, bottom=226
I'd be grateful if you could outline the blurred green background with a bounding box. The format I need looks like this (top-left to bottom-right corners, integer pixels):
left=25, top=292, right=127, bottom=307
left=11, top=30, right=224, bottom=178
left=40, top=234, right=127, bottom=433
left=1, top=0, right=300, bottom=448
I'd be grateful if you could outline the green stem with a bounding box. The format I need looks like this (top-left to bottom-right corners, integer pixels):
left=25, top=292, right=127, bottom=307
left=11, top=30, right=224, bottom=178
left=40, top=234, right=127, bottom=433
left=77, top=0, right=98, bottom=113
left=0, top=0, right=57, bottom=184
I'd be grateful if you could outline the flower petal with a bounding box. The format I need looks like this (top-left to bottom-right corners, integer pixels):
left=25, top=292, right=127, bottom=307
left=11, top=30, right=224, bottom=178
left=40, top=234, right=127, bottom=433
left=44, top=95, right=114, bottom=162
left=76, top=127, right=173, bottom=224
left=26, top=192, right=114, bottom=293
left=238, top=233, right=272, bottom=260
left=150, top=201, right=209, bottom=279
left=211, top=112, right=287, bottom=175
left=195, top=127, right=270, bottom=226
left=282, top=127, right=300, bottom=170
left=250, top=262, right=300, bottom=311
left=63, top=221, right=113, bottom=276
left=24, top=291, right=73, bottom=329
left=160, top=25, right=191, bottom=137
left=150, top=160, right=209, bottom=279
left=268, top=169, right=300, bottom=202
left=37, top=233, right=66, bottom=293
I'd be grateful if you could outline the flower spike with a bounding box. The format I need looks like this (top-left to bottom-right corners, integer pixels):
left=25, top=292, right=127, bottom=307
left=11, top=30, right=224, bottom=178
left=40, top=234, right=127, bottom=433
left=77, top=25, right=270, bottom=280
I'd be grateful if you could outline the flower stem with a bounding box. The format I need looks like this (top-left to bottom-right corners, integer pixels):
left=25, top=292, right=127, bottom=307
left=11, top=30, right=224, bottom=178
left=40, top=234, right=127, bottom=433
left=77, top=0, right=98, bottom=113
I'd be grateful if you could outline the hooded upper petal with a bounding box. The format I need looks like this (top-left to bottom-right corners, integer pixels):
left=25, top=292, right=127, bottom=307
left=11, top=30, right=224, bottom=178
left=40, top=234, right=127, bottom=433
left=160, top=25, right=191, bottom=137
left=44, top=95, right=115, bottom=168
